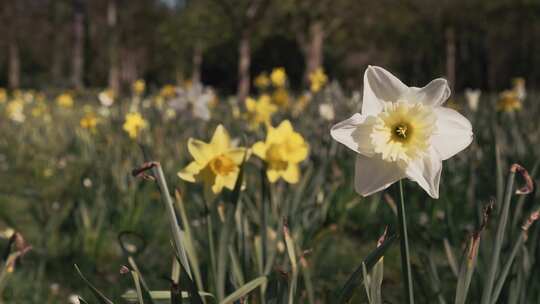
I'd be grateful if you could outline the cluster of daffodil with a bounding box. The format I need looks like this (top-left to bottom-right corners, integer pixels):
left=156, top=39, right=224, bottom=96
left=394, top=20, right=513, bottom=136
left=178, top=120, right=309, bottom=197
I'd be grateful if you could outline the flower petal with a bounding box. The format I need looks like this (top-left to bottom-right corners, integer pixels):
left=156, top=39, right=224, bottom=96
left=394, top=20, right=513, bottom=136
left=177, top=161, right=202, bottom=183
left=227, top=148, right=249, bottom=164
left=330, top=113, right=375, bottom=156
left=282, top=164, right=300, bottom=184
left=252, top=142, right=267, bottom=159
left=405, top=78, right=451, bottom=107
left=188, top=138, right=212, bottom=164
left=354, top=155, right=404, bottom=196
left=431, top=107, right=473, bottom=160
left=210, top=124, right=231, bottom=153
left=405, top=148, right=442, bottom=199
left=362, top=66, right=408, bottom=115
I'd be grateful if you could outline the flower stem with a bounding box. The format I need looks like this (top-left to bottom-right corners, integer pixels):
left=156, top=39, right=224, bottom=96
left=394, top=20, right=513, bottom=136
left=397, top=180, right=415, bottom=304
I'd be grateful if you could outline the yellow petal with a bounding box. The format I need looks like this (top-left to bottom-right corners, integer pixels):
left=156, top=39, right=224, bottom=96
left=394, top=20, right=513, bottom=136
left=210, top=124, right=231, bottom=154
left=211, top=175, right=225, bottom=194
left=222, top=171, right=239, bottom=190
left=178, top=162, right=202, bottom=183
left=188, top=138, right=213, bottom=164
left=252, top=142, right=267, bottom=159
left=226, top=148, right=249, bottom=164
left=282, top=164, right=300, bottom=184
left=266, top=168, right=281, bottom=183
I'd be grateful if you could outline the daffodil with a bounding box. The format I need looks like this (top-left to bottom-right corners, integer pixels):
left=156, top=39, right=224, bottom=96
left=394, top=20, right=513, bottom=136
left=80, top=112, right=99, bottom=132
left=178, top=125, right=248, bottom=195
left=319, top=102, right=335, bottom=121
left=270, top=67, right=287, bottom=87
left=123, top=112, right=148, bottom=139
left=253, top=120, right=309, bottom=184
left=169, top=83, right=213, bottom=121
left=512, top=77, right=526, bottom=100
left=56, top=92, right=74, bottom=108
left=497, top=90, right=521, bottom=113
left=291, top=93, right=311, bottom=117
left=464, top=88, right=481, bottom=112
left=309, top=67, right=328, bottom=93
left=31, top=101, right=47, bottom=118
left=254, top=72, right=270, bottom=89
left=132, top=79, right=146, bottom=95
left=244, top=94, right=277, bottom=130
left=331, top=66, right=473, bottom=198
left=272, top=88, right=290, bottom=110
left=99, top=89, right=115, bottom=107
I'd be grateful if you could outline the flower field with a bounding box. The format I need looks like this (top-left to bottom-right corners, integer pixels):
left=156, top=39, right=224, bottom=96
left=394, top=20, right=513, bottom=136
left=1, top=64, right=539, bottom=304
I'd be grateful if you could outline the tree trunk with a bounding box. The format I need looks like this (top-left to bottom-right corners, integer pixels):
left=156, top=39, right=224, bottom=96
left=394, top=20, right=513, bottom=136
left=71, top=0, right=85, bottom=89
left=445, top=27, right=456, bottom=92
left=304, top=21, right=324, bottom=84
left=191, top=43, right=203, bottom=85
left=107, top=0, right=120, bottom=94
left=237, top=30, right=251, bottom=103
left=8, top=40, right=20, bottom=89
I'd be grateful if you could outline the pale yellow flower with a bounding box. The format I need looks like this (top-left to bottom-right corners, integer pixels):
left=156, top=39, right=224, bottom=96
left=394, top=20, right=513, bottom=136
left=254, top=73, right=270, bottom=89
left=31, top=101, right=48, bottom=118
left=272, top=88, right=290, bottom=110
left=252, top=120, right=309, bottom=184
left=56, top=92, right=74, bottom=108
left=178, top=125, right=248, bottom=195
left=132, top=79, right=146, bottom=95
left=497, top=90, right=521, bottom=112
left=512, top=77, right=526, bottom=100
left=123, top=112, right=148, bottom=139
left=99, top=89, right=115, bottom=107
left=270, top=67, right=287, bottom=87
left=244, top=95, right=277, bottom=130
left=309, top=68, right=328, bottom=93
left=6, top=99, right=25, bottom=123
left=292, top=93, right=311, bottom=117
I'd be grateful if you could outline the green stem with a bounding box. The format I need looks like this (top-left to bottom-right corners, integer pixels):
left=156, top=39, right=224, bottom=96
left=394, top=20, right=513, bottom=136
left=206, top=204, right=217, bottom=293
left=397, top=180, right=414, bottom=304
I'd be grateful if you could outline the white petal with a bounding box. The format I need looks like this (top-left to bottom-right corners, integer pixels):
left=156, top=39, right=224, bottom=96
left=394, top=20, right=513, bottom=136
left=431, top=107, right=473, bottom=160
left=362, top=66, right=408, bottom=115
left=405, top=148, right=442, bottom=198
left=355, top=155, right=405, bottom=196
left=405, top=78, right=451, bottom=107
left=330, top=114, right=375, bottom=156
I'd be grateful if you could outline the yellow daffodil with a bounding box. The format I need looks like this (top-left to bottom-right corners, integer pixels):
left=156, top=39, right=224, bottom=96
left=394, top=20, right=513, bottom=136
left=80, top=112, right=99, bottom=132
left=253, top=120, right=309, bottom=184
left=512, top=77, right=526, bottom=100
left=123, top=112, right=148, bottom=139
left=56, top=92, right=74, bottom=108
left=272, top=88, right=290, bottom=110
left=132, top=79, right=146, bottom=95
left=270, top=67, right=287, bottom=87
left=99, top=89, right=115, bottom=107
left=178, top=125, right=248, bottom=195
left=0, top=88, right=7, bottom=104
left=309, top=67, right=328, bottom=93
left=160, top=84, right=177, bottom=99
left=331, top=66, right=473, bottom=198
left=254, top=72, right=270, bottom=89
left=244, top=95, right=277, bottom=130
left=497, top=90, right=521, bottom=113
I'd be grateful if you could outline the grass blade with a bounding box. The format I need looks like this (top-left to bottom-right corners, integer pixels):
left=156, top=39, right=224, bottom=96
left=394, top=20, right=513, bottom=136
left=74, top=264, right=114, bottom=304
left=219, top=276, right=267, bottom=304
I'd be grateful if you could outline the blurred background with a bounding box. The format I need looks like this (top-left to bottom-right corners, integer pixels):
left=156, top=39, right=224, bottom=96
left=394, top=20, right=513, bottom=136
left=1, top=0, right=539, bottom=93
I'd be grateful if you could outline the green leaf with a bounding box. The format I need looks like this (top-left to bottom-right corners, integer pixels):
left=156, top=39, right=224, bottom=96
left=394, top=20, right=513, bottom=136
left=74, top=264, right=114, bottom=304
left=219, top=276, right=267, bottom=304
left=336, top=234, right=397, bottom=303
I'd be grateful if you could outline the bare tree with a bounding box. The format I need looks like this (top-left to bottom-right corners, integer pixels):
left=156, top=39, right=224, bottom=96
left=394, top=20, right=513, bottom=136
left=107, top=0, right=119, bottom=93
left=71, top=0, right=85, bottom=89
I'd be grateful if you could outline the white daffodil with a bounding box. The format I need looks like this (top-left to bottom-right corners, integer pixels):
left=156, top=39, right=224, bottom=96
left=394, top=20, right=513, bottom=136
left=170, top=83, right=213, bottom=121
left=331, top=66, right=473, bottom=198
left=464, top=88, right=481, bottom=112
left=319, top=102, right=335, bottom=121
